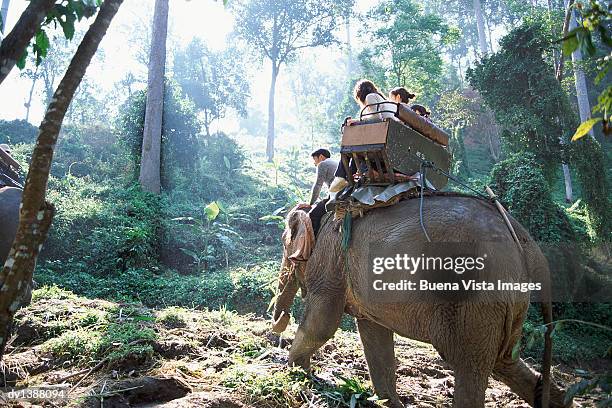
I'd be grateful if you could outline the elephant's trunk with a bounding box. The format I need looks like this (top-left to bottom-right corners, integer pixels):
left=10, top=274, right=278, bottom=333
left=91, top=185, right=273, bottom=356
left=272, top=255, right=299, bottom=333
left=272, top=208, right=314, bottom=333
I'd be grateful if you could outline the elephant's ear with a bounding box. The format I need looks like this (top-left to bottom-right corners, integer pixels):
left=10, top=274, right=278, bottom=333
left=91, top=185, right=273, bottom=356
left=284, top=209, right=315, bottom=263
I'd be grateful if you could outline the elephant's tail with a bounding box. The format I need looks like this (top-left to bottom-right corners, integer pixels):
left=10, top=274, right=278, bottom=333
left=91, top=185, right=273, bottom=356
left=509, top=217, right=554, bottom=408
left=537, top=297, right=553, bottom=408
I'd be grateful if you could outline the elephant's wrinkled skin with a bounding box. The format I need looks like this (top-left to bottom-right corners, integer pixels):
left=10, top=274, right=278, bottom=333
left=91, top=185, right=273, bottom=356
left=0, top=186, right=33, bottom=306
left=273, top=196, right=571, bottom=408
left=0, top=187, right=22, bottom=264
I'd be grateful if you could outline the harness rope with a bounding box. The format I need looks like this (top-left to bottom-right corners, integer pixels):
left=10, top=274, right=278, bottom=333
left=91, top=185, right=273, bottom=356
left=419, top=162, right=432, bottom=242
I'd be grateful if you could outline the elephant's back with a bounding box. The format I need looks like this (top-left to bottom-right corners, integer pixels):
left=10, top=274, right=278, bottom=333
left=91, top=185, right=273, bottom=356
left=354, top=195, right=519, bottom=244
left=344, top=195, right=532, bottom=341
left=0, top=187, right=23, bottom=263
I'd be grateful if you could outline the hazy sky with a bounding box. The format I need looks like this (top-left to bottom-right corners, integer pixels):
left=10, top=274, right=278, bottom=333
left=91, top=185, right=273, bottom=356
left=2, top=0, right=490, bottom=155
left=0, top=0, right=239, bottom=122
left=0, top=0, right=363, bottom=129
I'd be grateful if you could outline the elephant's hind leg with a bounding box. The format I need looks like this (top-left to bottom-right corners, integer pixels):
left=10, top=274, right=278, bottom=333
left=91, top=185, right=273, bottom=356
left=356, top=319, right=402, bottom=408
left=452, top=368, right=489, bottom=408
left=493, top=357, right=571, bottom=408
left=288, top=292, right=344, bottom=370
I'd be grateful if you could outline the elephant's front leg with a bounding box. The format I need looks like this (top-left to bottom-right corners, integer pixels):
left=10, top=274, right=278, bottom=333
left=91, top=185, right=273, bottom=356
left=357, top=319, right=403, bottom=408
left=288, top=292, right=345, bottom=369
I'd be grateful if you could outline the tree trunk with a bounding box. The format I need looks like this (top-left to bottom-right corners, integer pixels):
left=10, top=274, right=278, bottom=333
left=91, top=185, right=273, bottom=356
left=556, top=0, right=575, bottom=80
left=0, top=0, right=55, bottom=85
left=450, top=126, right=470, bottom=177
left=139, top=0, right=169, bottom=194
left=484, top=12, right=494, bottom=53
left=562, top=163, right=573, bottom=202
left=204, top=109, right=210, bottom=137
left=266, top=62, right=279, bottom=162
left=487, top=130, right=499, bottom=162
left=0, top=0, right=10, bottom=36
left=345, top=14, right=353, bottom=78
left=548, top=0, right=560, bottom=70
left=473, top=0, right=488, bottom=56
left=567, top=5, right=593, bottom=137
left=24, top=66, right=38, bottom=122
left=0, top=0, right=124, bottom=360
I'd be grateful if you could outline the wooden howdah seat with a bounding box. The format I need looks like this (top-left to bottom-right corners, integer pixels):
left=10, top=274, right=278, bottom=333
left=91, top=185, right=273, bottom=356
left=0, top=148, right=22, bottom=188
left=340, top=102, right=452, bottom=191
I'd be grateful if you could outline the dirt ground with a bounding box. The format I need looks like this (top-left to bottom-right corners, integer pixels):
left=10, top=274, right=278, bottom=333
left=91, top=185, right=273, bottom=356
left=0, top=292, right=607, bottom=408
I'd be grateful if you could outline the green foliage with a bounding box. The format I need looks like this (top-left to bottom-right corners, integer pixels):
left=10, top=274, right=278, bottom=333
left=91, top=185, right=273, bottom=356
left=436, top=90, right=481, bottom=177
left=173, top=38, right=249, bottom=135
left=156, top=306, right=188, bottom=328
left=168, top=200, right=244, bottom=271
left=17, top=0, right=101, bottom=69
left=31, top=284, right=77, bottom=302
left=43, top=314, right=156, bottom=366
left=232, top=0, right=353, bottom=64
left=101, top=322, right=156, bottom=364
left=45, top=328, right=103, bottom=363
left=561, top=0, right=611, bottom=139
left=569, top=136, right=611, bottom=239
left=223, top=366, right=379, bottom=407
left=359, top=0, right=456, bottom=103
left=202, top=132, right=245, bottom=176
left=0, top=119, right=38, bottom=144
left=467, top=21, right=575, bottom=177
left=326, top=375, right=378, bottom=407
left=115, top=80, right=202, bottom=183
left=223, top=366, right=310, bottom=406
left=489, top=153, right=579, bottom=243
left=44, top=181, right=161, bottom=275
left=115, top=80, right=251, bottom=195
left=522, top=303, right=612, bottom=363
left=51, top=125, right=127, bottom=180
left=469, top=19, right=610, bottom=240
left=35, top=259, right=280, bottom=315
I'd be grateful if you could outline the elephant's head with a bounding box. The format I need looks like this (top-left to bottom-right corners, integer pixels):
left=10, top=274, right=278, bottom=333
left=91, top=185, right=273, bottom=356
left=271, top=207, right=314, bottom=333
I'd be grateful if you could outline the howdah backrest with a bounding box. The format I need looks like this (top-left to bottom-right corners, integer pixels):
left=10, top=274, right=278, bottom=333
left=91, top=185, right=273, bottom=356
left=341, top=118, right=451, bottom=190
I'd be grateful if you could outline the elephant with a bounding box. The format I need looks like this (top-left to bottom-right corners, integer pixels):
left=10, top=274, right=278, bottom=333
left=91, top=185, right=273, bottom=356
left=0, top=186, right=33, bottom=306
left=0, top=187, right=22, bottom=265
left=272, top=195, right=572, bottom=408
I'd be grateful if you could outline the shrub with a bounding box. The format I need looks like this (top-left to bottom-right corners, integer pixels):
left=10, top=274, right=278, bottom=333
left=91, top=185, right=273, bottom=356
left=0, top=119, right=37, bottom=144
left=489, top=153, right=580, bottom=243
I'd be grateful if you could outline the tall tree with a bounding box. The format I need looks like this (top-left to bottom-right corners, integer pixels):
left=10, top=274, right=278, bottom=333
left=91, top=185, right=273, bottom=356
left=139, top=0, right=169, bottom=194
left=233, top=0, right=353, bottom=161
left=559, top=0, right=611, bottom=140
left=0, top=0, right=124, bottom=360
left=468, top=21, right=610, bottom=238
left=551, top=0, right=574, bottom=202
left=565, top=0, right=594, bottom=136
left=173, top=38, right=249, bottom=137
left=436, top=90, right=478, bottom=176
left=473, top=0, right=489, bottom=55
left=359, top=0, right=456, bottom=103
left=20, top=60, right=41, bottom=122
left=467, top=23, right=573, bottom=179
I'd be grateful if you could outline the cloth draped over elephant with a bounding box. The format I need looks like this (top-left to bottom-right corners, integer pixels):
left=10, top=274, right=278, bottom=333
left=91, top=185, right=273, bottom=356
left=272, top=208, right=316, bottom=334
